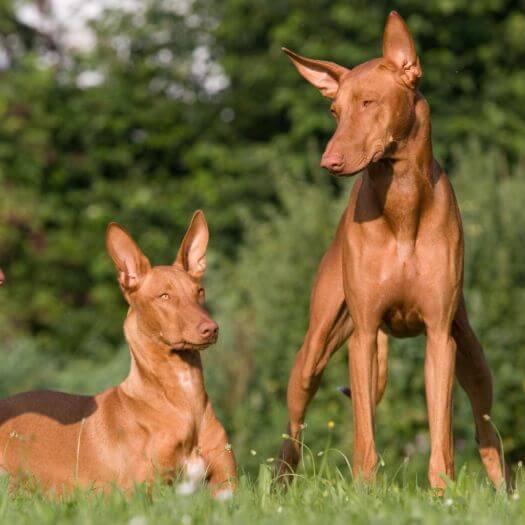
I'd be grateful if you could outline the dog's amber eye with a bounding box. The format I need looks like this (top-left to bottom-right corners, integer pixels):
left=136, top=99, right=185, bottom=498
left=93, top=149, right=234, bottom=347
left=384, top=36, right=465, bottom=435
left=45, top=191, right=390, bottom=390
left=160, top=293, right=170, bottom=300
left=362, top=100, right=375, bottom=108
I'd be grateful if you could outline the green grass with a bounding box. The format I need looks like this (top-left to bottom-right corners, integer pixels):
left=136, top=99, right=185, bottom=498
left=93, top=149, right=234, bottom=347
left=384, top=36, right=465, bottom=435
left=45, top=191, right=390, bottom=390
left=0, top=461, right=523, bottom=525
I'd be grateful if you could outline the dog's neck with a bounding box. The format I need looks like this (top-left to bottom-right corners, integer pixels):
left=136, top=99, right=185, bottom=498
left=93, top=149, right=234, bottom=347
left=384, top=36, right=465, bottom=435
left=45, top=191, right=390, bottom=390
left=365, top=93, right=437, bottom=247
left=118, top=310, right=207, bottom=412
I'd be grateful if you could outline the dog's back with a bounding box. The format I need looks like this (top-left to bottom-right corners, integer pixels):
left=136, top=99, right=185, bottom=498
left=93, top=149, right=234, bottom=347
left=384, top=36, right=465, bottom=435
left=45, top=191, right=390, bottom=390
left=0, top=390, right=98, bottom=488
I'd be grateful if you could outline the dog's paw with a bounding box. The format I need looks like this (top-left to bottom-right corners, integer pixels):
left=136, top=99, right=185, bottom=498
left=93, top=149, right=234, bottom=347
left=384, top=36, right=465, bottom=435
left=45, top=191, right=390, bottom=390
left=176, top=481, right=197, bottom=496
left=214, top=488, right=233, bottom=501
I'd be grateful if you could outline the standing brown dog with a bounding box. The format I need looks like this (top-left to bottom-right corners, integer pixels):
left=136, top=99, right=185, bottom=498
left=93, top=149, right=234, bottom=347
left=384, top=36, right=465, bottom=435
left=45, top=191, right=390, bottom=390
left=0, top=211, right=236, bottom=495
left=278, top=12, right=505, bottom=491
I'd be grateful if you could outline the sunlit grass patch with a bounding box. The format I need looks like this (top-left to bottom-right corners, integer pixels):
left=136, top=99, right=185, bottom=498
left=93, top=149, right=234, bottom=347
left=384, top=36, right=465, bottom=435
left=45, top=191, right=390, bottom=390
left=0, top=455, right=523, bottom=525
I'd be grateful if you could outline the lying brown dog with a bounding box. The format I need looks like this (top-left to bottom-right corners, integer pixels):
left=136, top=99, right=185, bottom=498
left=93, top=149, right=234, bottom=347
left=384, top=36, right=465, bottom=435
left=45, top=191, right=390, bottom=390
left=278, top=12, right=506, bottom=491
left=0, top=211, right=236, bottom=495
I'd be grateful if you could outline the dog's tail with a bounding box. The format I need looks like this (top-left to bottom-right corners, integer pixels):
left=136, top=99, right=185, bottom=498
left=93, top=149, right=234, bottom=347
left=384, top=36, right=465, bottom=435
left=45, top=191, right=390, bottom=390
left=337, top=386, right=351, bottom=398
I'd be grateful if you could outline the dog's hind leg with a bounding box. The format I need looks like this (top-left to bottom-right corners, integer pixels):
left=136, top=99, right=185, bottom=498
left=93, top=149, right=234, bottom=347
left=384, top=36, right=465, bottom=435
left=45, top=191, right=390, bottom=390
left=452, top=296, right=507, bottom=489
left=277, top=232, right=352, bottom=480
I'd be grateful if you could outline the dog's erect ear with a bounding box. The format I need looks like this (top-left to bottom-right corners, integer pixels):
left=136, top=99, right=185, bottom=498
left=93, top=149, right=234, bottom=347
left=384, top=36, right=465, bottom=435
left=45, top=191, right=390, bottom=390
left=282, top=48, right=348, bottom=99
left=106, top=223, right=151, bottom=295
left=382, top=11, right=422, bottom=89
left=175, top=210, right=209, bottom=280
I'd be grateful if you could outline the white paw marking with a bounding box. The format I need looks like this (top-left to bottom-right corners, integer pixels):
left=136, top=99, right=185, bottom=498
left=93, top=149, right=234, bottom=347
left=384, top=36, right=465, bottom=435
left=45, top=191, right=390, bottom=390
left=214, top=488, right=233, bottom=501
left=176, top=480, right=197, bottom=496
left=176, top=455, right=207, bottom=496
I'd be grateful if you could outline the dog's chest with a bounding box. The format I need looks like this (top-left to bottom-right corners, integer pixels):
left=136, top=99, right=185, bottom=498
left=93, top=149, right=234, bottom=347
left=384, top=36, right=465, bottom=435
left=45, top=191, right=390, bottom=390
left=104, top=397, right=206, bottom=484
left=348, top=236, right=423, bottom=287
left=345, top=235, right=449, bottom=336
left=381, top=251, right=425, bottom=336
left=145, top=409, right=202, bottom=472
left=379, top=251, right=428, bottom=336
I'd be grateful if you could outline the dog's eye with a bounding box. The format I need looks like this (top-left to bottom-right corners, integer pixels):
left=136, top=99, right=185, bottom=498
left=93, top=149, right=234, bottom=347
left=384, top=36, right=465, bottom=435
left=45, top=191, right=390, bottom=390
left=362, top=100, right=375, bottom=108
left=160, top=293, right=170, bottom=300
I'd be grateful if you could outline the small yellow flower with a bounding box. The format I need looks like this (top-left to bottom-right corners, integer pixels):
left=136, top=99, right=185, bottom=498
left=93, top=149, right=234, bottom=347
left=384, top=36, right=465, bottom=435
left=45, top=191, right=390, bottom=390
left=327, top=420, right=335, bottom=430
left=250, top=449, right=257, bottom=456
left=266, top=457, right=275, bottom=463
left=483, top=414, right=491, bottom=421
left=281, top=433, right=290, bottom=439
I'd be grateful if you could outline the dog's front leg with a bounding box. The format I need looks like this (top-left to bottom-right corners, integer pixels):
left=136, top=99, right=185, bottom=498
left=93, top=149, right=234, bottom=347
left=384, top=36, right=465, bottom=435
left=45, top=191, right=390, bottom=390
left=348, top=327, right=379, bottom=481
left=198, top=403, right=237, bottom=498
left=424, top=329, right=456, bottom=492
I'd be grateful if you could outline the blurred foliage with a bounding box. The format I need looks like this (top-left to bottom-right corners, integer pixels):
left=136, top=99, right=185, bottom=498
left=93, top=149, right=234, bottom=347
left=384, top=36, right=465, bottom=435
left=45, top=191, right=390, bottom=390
left=0, top=0, right=525, bottom=476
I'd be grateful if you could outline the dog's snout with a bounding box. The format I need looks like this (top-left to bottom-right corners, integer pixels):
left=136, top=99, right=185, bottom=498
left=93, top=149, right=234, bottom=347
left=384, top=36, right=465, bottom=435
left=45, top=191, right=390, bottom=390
left=198, top=320, right=219, bottom=340
left=320, top=153, right=345, bottom=173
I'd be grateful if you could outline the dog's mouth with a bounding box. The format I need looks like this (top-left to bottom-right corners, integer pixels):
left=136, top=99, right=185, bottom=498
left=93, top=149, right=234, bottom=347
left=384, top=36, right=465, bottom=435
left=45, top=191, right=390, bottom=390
left=325, top=149, right=384, bottom=178
left=169, top=340, right=214, bottom=353
left=335, top=148, right=386, bottom=177
left=370, top=148, right=385, bottom=163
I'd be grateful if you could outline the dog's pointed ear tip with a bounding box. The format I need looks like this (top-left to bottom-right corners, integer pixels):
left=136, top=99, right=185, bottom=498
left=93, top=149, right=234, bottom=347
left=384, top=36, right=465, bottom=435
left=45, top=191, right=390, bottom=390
left=192, top=209, right=207, bottom=222
left=388, top=10, right=405, bottom=21
left=105, top=223, right=136, bottom=255
left=106, top=221, right=127, bottom=237
left=189, top=210, right=209, bottom=233
left=106, top=222, right=120, bottom=236
left=385, top=11, right=409, bottom=30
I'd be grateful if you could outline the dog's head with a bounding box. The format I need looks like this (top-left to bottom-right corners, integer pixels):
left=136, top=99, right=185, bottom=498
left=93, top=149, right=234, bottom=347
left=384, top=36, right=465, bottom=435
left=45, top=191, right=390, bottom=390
left=106, top=211, right=218, bottom=353
left=283, top=11, right=422, bottom=176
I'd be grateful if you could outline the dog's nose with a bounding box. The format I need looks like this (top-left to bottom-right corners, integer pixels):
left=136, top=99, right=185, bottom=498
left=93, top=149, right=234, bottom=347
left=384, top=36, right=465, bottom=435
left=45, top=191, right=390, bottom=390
left=320, top=153, right=345, bottom=173
left=198, top=320, right=219, bottom=340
